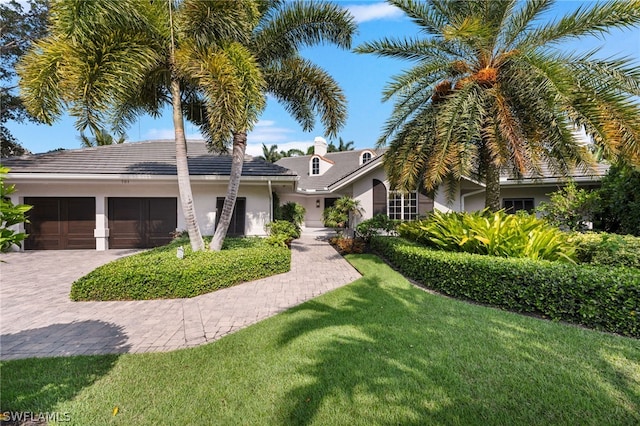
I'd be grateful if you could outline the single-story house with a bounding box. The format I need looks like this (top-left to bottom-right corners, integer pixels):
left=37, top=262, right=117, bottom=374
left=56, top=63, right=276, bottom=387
left=3, top=140, right=297, bottom=250
left=3, top=137, right=608, bottom=251
left=276, top=136, right=608, bottom=227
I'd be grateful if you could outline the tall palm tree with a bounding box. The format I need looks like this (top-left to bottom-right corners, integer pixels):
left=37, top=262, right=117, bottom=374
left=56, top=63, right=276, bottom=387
left=18, top=0, right=261, bottom=251
left=258, top=143, right=282, bottom=162
left=357, top=0, right=640, bottom=211
left=208, top=1, right=357, bottom=251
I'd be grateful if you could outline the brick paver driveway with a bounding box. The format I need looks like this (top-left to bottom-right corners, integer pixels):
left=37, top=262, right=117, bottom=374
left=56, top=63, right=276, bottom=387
left=0, top=233, right=360, bottom=360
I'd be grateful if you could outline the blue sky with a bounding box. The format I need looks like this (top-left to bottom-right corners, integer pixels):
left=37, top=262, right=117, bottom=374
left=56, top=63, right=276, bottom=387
left=5, top=0, right=640, bottom=156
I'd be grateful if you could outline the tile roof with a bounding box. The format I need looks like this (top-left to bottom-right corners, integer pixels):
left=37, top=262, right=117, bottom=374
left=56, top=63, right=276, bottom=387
left=3, top=140, right=296, bottom=177
left=275, top=149, right=384, bottom=191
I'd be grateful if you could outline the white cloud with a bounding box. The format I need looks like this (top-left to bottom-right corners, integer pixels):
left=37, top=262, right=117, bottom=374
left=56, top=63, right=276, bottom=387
left=144, top=128, right=203, bottom=141
left=247, top=120, right=295, bottom=144
left=346, top=2, right=403, bottom=23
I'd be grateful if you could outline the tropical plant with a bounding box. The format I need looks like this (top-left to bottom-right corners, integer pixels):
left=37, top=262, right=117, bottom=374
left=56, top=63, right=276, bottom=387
left=258, top=143, right=282, bottom=162
left=323, top=196, right=364, bottom=231
left=355, top=214, right=400, bottom=243
left=327, top=136, right=355, bottom=152
left=356, top=0, right=640, bottom=210
left=398, top=209, right=576, bottom=263
left=209, top=1, right=356, bottom=251
left=79, top=129, right=126, bottom=147
left=0, top=167, right=32, bottom=252
left=536, top=181, right=599, bottom=231
left=593, top=162, right=640, bottom=236
left=17, top=0, right=264, bottom=252
left=277, top=202, right=306, bottom=229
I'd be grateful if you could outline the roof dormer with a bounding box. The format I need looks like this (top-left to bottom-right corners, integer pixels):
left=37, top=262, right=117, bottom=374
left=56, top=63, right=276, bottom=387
left=309, top=136, right=334, bottom=176
left=359, top=149, right=376, bottom=165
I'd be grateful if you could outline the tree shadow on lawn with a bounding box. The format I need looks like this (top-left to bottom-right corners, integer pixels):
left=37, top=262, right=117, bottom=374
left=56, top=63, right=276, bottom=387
left=0, top=321, right=128, bottom=416
left=276, top=256, right=640, bottom=425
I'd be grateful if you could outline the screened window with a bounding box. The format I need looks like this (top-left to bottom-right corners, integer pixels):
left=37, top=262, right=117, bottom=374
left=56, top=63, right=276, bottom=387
left=503, top=198, right=534, bottom=214
left=388, top=191, right=418, bottom=220
left=362, top=152, right=372, bottom=164
left=311, top=157, right=320, bottom=175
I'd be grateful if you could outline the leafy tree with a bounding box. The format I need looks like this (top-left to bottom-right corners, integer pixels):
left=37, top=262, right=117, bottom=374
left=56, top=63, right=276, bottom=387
left=536, top=181, right=599, bottom=231
left=0, top=0, right=48, bottom=155
left=593, top=162, right=640, bottom=236
left=18, top=0, right=263, bottom=251
left=357, top=0, right=640, bottom=211
left=79, top=129, right=126, bottom=147
left=209, top=1, right=356, bottom=251
left=0, top=167, right=32, bottom=252
left=258, top=143, right=282, bottom=162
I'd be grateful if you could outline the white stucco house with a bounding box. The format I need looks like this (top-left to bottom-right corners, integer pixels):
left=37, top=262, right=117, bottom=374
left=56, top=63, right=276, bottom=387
left=3, top=137, right=608, bottom=251
left=3, top=140, right=297, bottom=250
left=276, top=136, right=608, bottom=228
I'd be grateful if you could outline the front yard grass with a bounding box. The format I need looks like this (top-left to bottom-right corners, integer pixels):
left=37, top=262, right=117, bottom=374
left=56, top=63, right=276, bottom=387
left=2, top=254, right=639, bottom=425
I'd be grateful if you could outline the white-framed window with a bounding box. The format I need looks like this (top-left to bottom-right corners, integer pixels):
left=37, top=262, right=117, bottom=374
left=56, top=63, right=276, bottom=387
left=503, top=198, right=534, bottom=214
left=361, top=151, right=372, bottom=164
left=311, top=157, right=320, bottom=175
left=388, top=191, right=418, bottom=220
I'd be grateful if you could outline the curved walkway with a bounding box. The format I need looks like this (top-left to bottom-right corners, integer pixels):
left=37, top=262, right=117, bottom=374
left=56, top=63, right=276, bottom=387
left=0, top=233, right=361, bottom=360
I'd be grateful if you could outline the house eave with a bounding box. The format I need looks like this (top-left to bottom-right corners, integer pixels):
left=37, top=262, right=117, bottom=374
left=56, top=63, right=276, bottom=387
left=6, top=173, right=298, bottom=183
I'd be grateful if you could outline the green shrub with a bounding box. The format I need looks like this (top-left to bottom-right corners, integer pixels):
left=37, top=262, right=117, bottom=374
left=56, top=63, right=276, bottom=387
left=70, top=237, right=290, bottom=301
left=355, top=214, right=400, bottom=243
left=265, top=219, right=300, bottom=240
left=571, top=232, right=640, bottom=269
left=277, top=202, right=306, bottom=228
left=536, top=181, right=599, bottom=231
left=398, top=210, right=575, bottom=262
left=371, top=236, right=640, bottom=338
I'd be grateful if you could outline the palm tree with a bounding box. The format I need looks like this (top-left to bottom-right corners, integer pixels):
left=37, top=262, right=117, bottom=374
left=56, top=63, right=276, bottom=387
left=280, top=148, right=306, bottom=158
left=258, top=143, right=282, bottom=162
left=18, top=0, right=262, bottom=251
left=357, top=0, right=640, bottom=211
left=79, top=129, right=126, bottom=147
left=208, top=1, right=357, bottom=250
left=337, top=137, right=355, bottom=151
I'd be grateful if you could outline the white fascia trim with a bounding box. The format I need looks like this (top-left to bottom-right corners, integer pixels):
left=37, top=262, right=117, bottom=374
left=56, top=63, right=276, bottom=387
left=6, top=173, right=298, bottom=183
left=501, top=176, right=603, bottom=186
left=328, top=159, right=383, bottom=192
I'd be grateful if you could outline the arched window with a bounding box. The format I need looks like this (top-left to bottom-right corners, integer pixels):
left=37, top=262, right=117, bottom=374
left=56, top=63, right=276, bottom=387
left=311, top=157, right=320, bottom=175
left=362, top=152, right=372, bottom=164
left=373, top=179, right=387, bottom=216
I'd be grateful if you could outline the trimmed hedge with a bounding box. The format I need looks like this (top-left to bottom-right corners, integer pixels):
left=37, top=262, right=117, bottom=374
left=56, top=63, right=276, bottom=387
left=71, top=237, right=290, bottom=301
left=371, top=236, right=640, bottom=338
left=571, top=232, right=640, bottom=269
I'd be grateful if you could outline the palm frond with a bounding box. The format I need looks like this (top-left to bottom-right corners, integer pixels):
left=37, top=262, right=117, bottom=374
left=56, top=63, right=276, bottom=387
left=265, top=56, right=346, bottom=137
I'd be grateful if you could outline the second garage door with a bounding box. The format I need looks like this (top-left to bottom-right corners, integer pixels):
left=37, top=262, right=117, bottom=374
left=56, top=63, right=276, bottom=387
left=109, top=198, right=177, bottom=249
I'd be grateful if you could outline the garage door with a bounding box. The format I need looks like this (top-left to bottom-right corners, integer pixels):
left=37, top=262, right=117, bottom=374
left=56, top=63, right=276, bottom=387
left=24, top=197, right=96, bottom=250
left=109, top=198, right=177, bottom=249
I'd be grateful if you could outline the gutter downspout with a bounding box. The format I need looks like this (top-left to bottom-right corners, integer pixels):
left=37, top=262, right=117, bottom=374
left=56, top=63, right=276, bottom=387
left=460, top=189, right=486, bottom=212
left=268, top=180, right=273, bottom=222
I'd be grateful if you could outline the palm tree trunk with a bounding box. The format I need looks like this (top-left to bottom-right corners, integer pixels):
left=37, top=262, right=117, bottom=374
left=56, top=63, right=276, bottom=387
left=210, top=131, right=246, bottom=251
left=171, top=78, right=205, bottom=251
left=485, top=159, right=501, bottom=212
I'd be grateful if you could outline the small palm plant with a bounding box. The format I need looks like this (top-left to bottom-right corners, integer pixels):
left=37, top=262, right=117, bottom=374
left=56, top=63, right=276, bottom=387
left=323, top=196, right=364, bottom=233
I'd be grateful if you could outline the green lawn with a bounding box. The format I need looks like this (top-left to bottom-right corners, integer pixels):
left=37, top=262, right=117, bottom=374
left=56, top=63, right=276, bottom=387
left=2, top=255, right=639, bottom=425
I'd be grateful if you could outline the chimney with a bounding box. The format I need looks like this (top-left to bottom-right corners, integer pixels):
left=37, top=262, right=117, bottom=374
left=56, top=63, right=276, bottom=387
left=313, top=136, right=327, bottom=157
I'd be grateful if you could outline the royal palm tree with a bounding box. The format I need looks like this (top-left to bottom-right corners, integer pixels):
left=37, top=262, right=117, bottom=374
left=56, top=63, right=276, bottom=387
left=18, top=0, right=262, bottom=251
left=208, top=1, right=356, bottom=250
left=357, top=0, right=640, bottom=211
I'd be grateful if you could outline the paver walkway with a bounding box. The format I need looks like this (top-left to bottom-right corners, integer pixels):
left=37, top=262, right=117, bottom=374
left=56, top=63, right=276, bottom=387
left=0, top=232, right=361, bottom=360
